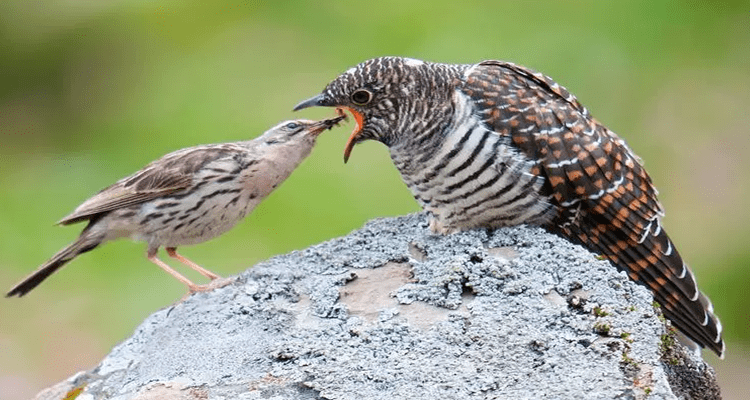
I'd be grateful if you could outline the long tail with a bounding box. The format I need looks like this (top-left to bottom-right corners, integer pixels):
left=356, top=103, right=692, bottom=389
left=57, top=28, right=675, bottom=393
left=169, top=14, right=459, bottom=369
left=6, top=235, right=101, bottom=297
left=559, top=218, right=725, bottom=358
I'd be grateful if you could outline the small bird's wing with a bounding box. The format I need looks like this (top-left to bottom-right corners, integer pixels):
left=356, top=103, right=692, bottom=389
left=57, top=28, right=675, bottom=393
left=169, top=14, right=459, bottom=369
left=460, top=60, right=724, bottom=356
left=58, top=145, right=243, bottom=225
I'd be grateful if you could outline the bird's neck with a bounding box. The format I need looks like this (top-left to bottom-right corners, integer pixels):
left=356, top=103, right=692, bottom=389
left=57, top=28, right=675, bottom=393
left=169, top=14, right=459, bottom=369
left=388, top=89, right=473, bottom=177
left=273, top=139, right=315, bottom=171
left=385, top=63, right=467, bottom=171
left=244, top=138, right=316, bottom=178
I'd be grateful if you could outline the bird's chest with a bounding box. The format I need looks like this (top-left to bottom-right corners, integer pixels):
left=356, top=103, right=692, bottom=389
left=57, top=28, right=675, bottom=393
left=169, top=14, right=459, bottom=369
left=390, top=120, right=554, bottom=233
left=138, top=178, right=259, bottom=247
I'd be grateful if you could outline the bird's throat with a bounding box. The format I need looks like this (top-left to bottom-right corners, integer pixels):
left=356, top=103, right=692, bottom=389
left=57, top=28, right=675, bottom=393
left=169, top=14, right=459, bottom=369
left=342, top=107, right=364, bottom=163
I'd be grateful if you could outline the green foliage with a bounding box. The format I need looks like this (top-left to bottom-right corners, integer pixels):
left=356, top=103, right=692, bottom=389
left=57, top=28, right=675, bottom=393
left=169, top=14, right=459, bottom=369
left=63, top=385, right=85, bottom=400
left=621, top=351, right=638, bottom=367
left=593, top=306, right=610, bottom=317
left=594, top=322, right=611, bottom=335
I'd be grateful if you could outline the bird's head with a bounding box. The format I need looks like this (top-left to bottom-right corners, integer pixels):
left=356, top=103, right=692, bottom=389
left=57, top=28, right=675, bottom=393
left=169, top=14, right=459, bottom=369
left=261, top=116, right=346, bottom=147
left=294, top=57, right=457, bottom=162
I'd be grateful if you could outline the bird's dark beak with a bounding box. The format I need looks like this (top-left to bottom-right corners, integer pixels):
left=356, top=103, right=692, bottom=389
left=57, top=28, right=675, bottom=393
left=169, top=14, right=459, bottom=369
left=293, top=94, right=328, bottom=111
left=293, top=93, right=364, bottom=164
left=308, top=114, right=346, bottom=136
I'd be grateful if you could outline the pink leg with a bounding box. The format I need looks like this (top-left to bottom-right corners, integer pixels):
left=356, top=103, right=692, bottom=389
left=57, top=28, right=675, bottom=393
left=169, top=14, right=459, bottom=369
left=146, top=250, right=201, bottom=292
left=165, top=247, right=221, bottom=280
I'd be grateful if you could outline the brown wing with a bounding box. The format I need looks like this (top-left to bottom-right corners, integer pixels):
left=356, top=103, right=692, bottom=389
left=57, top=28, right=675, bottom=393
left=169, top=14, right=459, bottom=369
left=461, top=60, right=724, bottom=356
left=58, top=145, right=242, bottom=225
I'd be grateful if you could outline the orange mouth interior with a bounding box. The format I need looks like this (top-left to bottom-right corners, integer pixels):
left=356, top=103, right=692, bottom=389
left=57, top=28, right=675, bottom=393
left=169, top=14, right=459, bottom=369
left=340, top=107, right=364, bottom=163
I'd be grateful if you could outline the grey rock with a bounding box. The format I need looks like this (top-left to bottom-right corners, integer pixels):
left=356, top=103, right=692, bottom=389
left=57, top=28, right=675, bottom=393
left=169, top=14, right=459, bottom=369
left=36, top=213, right=720, bottom=400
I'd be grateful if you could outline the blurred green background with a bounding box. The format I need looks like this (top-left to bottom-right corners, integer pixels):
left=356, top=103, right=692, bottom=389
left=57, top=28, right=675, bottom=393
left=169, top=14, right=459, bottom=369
left=1, top=1, right=748, bottom=398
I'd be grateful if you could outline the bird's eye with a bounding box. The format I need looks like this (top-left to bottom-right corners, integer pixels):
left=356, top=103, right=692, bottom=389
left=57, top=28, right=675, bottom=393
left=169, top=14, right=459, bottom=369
left=351, top=89, right=372, bottom=105
left=285, top=122, right=299, bottom=130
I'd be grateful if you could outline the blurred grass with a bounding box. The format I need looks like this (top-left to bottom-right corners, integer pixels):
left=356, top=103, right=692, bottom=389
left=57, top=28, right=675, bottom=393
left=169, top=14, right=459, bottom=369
left=1, top=1, right=749, bottom=399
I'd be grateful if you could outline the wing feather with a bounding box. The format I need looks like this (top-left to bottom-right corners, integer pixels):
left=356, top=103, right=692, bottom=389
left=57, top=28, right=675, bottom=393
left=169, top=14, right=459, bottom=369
left=460, top=60, right=724, bottom=356
left=58, top=144, right=245, bottom=225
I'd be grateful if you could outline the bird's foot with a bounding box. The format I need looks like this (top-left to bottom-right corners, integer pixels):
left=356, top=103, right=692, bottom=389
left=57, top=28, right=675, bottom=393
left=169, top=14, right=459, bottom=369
left=181, top=277, right=235, bottom=301
left=191, top=277, right=234, bottom=292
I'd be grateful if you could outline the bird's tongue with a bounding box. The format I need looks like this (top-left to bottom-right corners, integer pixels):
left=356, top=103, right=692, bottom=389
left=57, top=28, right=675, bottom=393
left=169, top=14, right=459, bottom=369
left=342, top=107, right=364, bottom=163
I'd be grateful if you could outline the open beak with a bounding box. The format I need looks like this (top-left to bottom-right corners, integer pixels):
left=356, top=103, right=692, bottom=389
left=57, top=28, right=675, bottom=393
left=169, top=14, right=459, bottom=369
left=294, top=94, right=364, bottom=163
left=309, top=114, right=347, bottom=136
left=340, top=108, right=364, bottom=163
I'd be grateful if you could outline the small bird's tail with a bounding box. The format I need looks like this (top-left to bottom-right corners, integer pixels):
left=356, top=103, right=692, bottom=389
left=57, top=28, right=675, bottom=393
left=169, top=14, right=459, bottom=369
left=6, top=235, right=102, bottom=297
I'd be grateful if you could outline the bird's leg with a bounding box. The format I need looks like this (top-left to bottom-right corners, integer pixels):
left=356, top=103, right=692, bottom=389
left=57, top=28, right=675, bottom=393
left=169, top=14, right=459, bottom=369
left=146, top=249, right=201, bottom=292
left=165, top=247, right=221, bottom=280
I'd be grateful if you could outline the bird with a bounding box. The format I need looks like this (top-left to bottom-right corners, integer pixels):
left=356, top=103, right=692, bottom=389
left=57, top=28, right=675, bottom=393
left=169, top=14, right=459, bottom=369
left=7, top=116, right=345, bottom=297
left=293, top=56, right=724, bottom=357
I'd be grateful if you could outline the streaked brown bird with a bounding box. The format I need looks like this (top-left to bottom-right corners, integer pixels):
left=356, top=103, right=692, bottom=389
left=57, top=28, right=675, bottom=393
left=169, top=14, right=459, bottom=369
left=294, top=57, right=724, bottom=357
left=7, top=116, right=345, bottom=297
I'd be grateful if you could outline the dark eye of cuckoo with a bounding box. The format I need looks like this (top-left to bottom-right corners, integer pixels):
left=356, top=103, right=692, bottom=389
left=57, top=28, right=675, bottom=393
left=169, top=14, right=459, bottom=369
left=351, top=89, right=373, bottom=105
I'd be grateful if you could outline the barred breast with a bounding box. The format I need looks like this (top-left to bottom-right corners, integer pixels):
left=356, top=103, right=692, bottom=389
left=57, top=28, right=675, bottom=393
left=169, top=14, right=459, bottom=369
left=391, top=92, right=556, bottom=234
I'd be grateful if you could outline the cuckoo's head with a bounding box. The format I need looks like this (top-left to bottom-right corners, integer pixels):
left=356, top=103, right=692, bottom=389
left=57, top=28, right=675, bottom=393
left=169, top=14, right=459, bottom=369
left=294, top=57, right=457, bottom=162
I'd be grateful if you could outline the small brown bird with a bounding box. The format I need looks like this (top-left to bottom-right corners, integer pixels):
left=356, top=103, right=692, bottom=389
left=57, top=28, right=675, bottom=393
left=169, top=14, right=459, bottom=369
left=294, top=57, right=724, bottom=357
left=7, top=116, right=345, bottom=297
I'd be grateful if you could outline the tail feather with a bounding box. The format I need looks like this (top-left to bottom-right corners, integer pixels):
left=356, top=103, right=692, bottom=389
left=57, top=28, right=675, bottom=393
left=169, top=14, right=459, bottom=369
left=624, top=233, right=724, bottom=357
left=583, top=218, right=702, bottom=323
left=696, top=290, right=725, bottom=355
left=614, top=226, right=705, bottom=324
left=6, top=236, right=100, bottom=297
left=580, top=187, right=706, bottom=310
left=560, top=218, right=725, bottom=358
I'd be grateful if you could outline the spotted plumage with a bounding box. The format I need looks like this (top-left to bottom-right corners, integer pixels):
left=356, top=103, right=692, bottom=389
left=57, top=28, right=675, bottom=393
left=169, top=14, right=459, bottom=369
left=7, top=116, right=344, bottom=297
left=294, top=57, right=724, bottom=357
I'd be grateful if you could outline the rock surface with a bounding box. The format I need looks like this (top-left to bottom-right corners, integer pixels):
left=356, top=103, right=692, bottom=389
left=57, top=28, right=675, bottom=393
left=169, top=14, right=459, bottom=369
left=38, top=213, right=720, bottom=400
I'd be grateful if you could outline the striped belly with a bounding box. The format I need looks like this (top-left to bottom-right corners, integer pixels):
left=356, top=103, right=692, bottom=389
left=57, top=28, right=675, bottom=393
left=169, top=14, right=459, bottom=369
left=392, top=116, right=556, bottom=233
